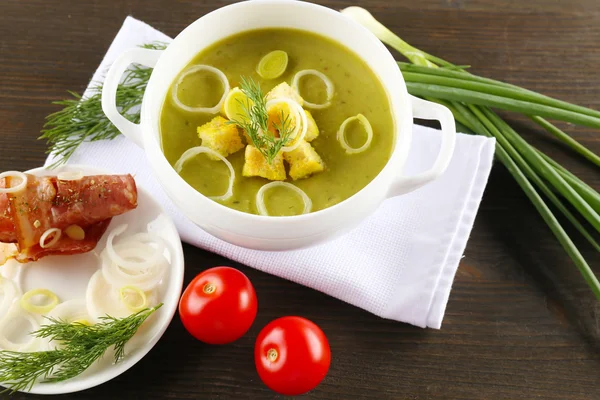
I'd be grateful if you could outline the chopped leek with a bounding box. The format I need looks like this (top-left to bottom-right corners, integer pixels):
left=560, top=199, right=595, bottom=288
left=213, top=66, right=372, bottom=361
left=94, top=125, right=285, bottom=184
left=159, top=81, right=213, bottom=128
left=20, top=289, right=59, bottom=315
left=257, top=50, right=289, bottom=80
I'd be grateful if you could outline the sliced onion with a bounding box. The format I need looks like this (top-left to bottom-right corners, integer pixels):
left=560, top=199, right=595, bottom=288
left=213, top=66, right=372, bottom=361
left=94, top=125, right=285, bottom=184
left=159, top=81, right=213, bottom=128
left=256, top=182, right=312, bottom=216
left=264, top=98, right=308, bottom=153
left=101, top=248, right=167, bottom=292
left=0, top=301, right=42, bottom=352
left=40, top=228, right=62, bottom=248
left=336, top=114, right=374, bottom=154
left=87, top=270, right=157, bottom=321
left=174, top=146, right=235, bottom=201
left=20, top=288, right=59, bottom=315
left=291, top=69, right=334, bottom=110
left=0, top=171, right=27, bottom=194
left=106, top=224, right=165, bottom=273
left=1, top=259, right=21, bottom=281
left=0, top=277, right=21, bottom=320
left=171, top=65, right=230, bottom=114
left=47, top=299, right=90, bottom=323
left=57, top=171, right=83, bottom=181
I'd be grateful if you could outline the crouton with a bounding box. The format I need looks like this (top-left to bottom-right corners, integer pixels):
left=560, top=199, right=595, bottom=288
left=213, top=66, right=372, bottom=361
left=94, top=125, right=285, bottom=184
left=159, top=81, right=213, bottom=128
left=304, top=110, right=319, bottom=142
left=266, top=82, right=304, bottom=106
left=242, top=145, right=286, bottom=181
left=266, top=102, right=296, bottom=138
left=197, top=116, right=244, bottom=159
left=283, top=140, right=325, bottom=180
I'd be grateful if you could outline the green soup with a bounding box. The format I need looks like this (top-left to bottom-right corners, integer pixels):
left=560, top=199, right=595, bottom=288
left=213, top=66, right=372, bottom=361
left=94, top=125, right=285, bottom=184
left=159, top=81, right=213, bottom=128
left=160, top=28, right=395, bottom=216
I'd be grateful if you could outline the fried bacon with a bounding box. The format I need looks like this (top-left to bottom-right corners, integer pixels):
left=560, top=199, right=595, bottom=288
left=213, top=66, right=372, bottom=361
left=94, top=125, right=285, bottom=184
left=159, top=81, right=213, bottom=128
left=0, top=174, right=137, bottom=264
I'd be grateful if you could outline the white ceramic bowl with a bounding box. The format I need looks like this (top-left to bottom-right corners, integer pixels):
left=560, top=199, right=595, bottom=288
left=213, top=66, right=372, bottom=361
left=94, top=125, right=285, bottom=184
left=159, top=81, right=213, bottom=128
left=102, top=0, right=456, bottom=251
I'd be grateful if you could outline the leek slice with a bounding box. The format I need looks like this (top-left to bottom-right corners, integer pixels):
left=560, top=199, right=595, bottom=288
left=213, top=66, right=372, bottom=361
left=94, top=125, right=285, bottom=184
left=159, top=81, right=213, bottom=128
left=171, top=65, right=230, bottom=114
left=336, top=114, right=374, bottom=154
left=291, top=69, right=334, bottom=109
left=256, top=182, right=312, bottom=216
left=257, top=50, right=289, bottom=80
left=20, top=288, right=59, bottom=315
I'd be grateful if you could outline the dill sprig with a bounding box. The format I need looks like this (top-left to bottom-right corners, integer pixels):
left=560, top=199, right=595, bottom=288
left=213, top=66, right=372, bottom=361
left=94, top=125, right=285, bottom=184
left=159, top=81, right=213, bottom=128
left=0, top=304, right=162, bottom=394
left=229, top=77, right=295, bottom=164
left=40, top=42, right=168, bottom=168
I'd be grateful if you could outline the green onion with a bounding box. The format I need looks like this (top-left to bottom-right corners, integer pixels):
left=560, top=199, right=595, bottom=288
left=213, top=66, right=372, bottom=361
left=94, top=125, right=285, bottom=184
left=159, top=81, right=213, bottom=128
left=405, top=82, right=600, bottom=129
left=530, top=116, right=600, bottom=168
left=398, top=63, right=600, bottom=120
left=342, top=6, right=600, bottom=299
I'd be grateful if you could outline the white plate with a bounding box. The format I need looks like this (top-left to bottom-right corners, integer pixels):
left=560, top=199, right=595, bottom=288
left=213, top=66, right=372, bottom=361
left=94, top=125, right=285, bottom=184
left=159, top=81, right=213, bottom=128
left=1, top=164, right=185, bottom=395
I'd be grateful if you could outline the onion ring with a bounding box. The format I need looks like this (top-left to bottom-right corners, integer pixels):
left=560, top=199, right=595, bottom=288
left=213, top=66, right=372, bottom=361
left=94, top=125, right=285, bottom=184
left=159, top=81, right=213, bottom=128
left=0, top=171, right=27, bottom=194
left=171, top=65, right=230, bottom=114
left=291, top=69, right=334, bottom=110
left=264, top=98, right=308, bottom=153
left=256, top=181, right=312, bottom=216
left=336, top=113, right=374, bottom=154
left=106, top=224, right=165, bottom=273
left=174, top=146, right=235, bottom=201
left=40, top=228, right=62, bottom=249
left=0, top=302, right=42, bottom=352
left=101, top=249, right=167, bottom=292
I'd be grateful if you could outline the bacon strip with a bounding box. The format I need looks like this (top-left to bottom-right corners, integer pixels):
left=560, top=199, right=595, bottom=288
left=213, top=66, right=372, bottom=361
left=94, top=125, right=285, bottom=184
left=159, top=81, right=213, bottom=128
left=15, top=219, right=111, bottom=263
left=7, top=175, right=57, bottom=249
left=0, top=174, right=137, bottom=264
left=51, top=175, right=137, bottom=228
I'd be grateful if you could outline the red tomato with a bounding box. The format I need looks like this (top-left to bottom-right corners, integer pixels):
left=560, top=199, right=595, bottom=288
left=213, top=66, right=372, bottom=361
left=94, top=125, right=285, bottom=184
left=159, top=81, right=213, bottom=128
left=179, top=266, right=257, bottom=344
left=254, top=316, right=331, bottom=395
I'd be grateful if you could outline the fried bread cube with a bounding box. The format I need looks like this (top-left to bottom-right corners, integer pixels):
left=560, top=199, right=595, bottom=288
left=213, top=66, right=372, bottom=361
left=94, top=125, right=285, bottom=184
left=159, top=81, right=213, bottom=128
left=266, top=82, right=304, bottom=106
left=304, top=110, right=319, bottom=142
left=197, top=116, right=244, bottom=159
left=283, top=140, right=325, bottom=180
left=242, top=145, right=286, bottom=181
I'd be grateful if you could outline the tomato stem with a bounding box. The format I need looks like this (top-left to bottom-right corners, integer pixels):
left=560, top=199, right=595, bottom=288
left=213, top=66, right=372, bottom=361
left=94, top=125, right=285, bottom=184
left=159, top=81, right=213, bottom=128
left=203, top=282, right=216, bottom=294
left=267, top=348, right=278, bottom=362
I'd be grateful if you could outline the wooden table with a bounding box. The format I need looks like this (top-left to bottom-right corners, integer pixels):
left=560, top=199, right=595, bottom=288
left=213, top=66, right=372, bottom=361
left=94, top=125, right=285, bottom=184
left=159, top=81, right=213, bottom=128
left=2, top=0, right=599, bottom=398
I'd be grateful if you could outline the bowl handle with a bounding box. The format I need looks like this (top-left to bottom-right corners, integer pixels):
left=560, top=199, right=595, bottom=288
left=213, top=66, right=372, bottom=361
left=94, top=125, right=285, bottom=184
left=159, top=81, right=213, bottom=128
left=101, top=48, right=163, bottom=149
left=388, top=95, right=456, bottom=197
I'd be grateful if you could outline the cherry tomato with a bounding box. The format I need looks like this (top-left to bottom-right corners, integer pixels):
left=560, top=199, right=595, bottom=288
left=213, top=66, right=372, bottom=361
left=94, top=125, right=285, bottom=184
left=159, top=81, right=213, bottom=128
left=254, top=316, right=331, bottom=395
left=179, top=266, right=257, bottom=344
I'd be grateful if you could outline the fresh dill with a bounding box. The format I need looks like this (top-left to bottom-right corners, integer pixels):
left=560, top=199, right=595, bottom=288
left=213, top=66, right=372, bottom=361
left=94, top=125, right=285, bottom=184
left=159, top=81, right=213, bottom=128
left=229, top=77, right=295, bottom=164
left=0, top=304, right=162, bottom=393
left=40, top=42, right=168, bottom=168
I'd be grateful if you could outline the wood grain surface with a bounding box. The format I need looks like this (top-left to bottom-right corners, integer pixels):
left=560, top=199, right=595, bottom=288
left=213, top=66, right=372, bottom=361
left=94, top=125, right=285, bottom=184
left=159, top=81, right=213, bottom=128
left=1, top=0, right=599, bottom=399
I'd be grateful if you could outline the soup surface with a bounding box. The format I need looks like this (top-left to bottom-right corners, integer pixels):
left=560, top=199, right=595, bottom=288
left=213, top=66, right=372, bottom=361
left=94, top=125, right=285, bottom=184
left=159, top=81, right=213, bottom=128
left=160, top=28, right=394, bottom=216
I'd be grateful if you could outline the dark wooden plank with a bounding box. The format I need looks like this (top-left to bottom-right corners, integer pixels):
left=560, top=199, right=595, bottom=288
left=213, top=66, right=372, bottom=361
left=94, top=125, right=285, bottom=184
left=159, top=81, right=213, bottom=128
left=0, top=0, right=599, bottom=399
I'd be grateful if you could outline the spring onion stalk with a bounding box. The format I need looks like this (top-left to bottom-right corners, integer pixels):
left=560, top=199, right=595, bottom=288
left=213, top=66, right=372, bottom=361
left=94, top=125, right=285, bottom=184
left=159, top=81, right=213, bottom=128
left=447, top=100, right=600, bottom=252
left=481, top=109, right=600, bottom=233
left=398, top=63, right=600, bottom=120
left=530, top=116, right=600, bottom=168
left=341, top=6, right=600, bottom=299
left=450, top=101, right=600, bottom=298
left=398, top=62, right=600, bottom=165
left=536, top=151, right=600, bottom=213
left=405, top=82, right=600, bottom=129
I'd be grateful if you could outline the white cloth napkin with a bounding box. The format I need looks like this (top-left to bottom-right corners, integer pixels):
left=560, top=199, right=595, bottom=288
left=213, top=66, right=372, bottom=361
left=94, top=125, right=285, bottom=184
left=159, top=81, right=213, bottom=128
left=45, top=17, right=496, bottom=329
